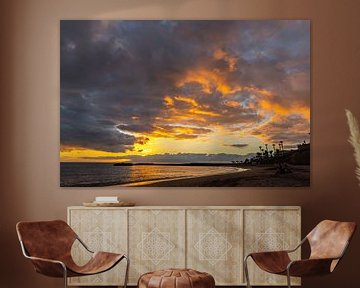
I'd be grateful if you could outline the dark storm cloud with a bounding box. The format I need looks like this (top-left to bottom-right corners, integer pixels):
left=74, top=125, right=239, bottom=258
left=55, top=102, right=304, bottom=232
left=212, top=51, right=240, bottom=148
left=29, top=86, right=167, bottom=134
left=224, top=144, right=249, bottom=148
left=61, top=20, right=310, bottom=152
left=221, top=20, right=310, bottom=109
left=117, top=123, right=155, bottom=134
left=251, top=114, right=310, bottom=145
left=60, top=90, right=135, bottom=152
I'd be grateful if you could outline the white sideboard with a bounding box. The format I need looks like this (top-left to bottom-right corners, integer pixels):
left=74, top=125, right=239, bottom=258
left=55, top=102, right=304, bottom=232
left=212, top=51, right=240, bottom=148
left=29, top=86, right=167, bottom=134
left=67, top=206, right=301, bottom=286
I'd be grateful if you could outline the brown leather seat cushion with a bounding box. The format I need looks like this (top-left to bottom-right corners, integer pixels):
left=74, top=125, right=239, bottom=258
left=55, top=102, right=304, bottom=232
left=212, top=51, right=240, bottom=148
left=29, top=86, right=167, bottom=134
left=138, top=269, right=215, bottom=288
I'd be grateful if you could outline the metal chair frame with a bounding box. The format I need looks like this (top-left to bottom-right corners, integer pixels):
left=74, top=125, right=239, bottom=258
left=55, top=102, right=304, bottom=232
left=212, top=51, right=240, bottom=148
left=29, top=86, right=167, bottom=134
left=244, top=237, right=349, bottom=288
left=19, top=234, right=129, bottom=288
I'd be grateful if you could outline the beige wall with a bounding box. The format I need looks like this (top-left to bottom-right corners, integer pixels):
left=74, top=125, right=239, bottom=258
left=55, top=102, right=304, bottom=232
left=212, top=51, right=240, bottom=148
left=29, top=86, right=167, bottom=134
left=1, top=0, right=360, bottom=287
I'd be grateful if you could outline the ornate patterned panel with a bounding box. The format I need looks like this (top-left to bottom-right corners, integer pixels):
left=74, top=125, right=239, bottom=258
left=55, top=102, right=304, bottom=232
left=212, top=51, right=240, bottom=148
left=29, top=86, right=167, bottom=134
left=244, top=209, right=301, bottom=286
left=187, top=209, right=243, bottom=285
left=128, top=209, right=186, bottom=284
left=68, top=208, right=127, bottom=286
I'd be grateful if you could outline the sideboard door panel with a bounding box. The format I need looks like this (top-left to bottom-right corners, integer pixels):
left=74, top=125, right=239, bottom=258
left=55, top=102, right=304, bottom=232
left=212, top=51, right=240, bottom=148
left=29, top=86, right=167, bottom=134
left=128, top=209, right=186, bottom=284
left=243, top=209, right=301, bottom=286
left=186, top=209, right=243, bottom=285
left=68, top=208, right=127, bottom=286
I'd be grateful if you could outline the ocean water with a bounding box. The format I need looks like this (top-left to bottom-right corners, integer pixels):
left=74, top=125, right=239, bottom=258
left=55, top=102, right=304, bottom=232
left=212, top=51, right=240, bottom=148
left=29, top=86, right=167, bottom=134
left=60, top=162, right=241, bottom=187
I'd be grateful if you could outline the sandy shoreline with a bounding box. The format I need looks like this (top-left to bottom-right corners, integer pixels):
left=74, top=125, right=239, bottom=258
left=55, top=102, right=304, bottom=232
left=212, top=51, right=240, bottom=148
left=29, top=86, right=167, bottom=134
left=121, top=165, right=310, bottom=187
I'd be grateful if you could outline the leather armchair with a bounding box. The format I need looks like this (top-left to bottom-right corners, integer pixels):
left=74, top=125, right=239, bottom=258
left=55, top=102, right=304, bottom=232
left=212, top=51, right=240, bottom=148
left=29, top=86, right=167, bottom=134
left=244, top=220, right=356, bottom=288
left=16, top=220, right=129, bottom=288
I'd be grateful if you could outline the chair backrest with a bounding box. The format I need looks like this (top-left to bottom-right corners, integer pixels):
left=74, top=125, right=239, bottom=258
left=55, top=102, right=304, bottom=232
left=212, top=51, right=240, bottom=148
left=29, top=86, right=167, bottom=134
left=16, top=220, right=77, bottom=261
left=307, top=220, right=356, bottom=261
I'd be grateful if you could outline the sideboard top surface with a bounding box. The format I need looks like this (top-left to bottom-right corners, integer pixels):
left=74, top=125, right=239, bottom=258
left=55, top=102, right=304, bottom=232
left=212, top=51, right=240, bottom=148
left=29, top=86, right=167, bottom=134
left=68, top=205, right=301, bottom=210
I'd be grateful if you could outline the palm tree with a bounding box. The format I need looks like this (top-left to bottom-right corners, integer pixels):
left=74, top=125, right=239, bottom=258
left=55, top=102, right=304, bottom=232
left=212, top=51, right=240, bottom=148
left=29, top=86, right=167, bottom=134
left=278, top=141, right=284, bottom=153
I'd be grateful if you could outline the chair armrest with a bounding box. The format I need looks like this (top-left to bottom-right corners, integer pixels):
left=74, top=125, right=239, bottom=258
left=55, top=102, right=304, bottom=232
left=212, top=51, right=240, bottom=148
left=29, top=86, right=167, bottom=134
left=246, top=250, right=291, bottom=261
left=286, top=237, right=307, bottom=253
left=245, top=237, right=306, bottom=259
left=76, top=236, right=94, bottom=253
left=248, top=250, right=289, bottom=256
left=26, top=255, right=65, bottom=265
left=287, top=258, right=336, bottom=277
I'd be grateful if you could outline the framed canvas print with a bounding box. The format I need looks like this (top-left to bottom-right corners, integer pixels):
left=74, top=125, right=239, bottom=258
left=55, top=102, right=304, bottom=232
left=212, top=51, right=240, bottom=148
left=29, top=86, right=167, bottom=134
left=60, top=20, right=310, bottom=187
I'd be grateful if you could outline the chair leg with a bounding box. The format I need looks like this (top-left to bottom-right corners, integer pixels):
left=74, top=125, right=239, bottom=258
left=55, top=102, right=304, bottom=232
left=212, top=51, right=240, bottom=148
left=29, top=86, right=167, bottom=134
left=62, top=265, right=68, bottom=288
left=123, top=255, right=130, bottom=288
left=286, top=269, right=291, bottom=288
left=244, top=255, right=252, bottom=288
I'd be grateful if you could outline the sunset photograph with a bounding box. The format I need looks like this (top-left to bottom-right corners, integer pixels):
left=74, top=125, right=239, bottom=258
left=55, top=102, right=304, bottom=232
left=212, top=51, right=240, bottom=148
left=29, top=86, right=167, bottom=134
left=60, top=20, right=310, bottom=187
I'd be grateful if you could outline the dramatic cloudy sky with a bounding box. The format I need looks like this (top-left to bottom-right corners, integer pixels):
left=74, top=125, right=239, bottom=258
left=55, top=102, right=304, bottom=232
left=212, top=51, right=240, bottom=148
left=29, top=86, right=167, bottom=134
left=60, top=20, right=310, bottom=162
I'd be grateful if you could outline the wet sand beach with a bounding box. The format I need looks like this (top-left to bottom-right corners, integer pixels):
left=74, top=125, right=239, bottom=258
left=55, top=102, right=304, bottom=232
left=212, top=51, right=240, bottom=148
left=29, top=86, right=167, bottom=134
left=123, top=165, right=310, bottom=187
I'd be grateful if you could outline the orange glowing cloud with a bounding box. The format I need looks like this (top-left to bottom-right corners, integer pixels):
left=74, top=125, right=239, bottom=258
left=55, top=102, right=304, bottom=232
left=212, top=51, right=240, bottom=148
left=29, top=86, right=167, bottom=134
left=162, top=94, right=220, bottom=123
left=213, top=48, right=237, bottom=72
left=174, top=95, right=199, bottom=107
left=175, top=67, right=274, bottom=99
left=189, top=107, right=220, bottom=117
left=150, top=125, right=212, bottom=140
left=164, top=96, right=174, bottom=106
left=176, top=68, right=241, bottom=95
left=243, top=86, right=273, bottom=97
left=259, top=99, right=310, bottom=120
left=224, top=100, right=241, bottom=108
